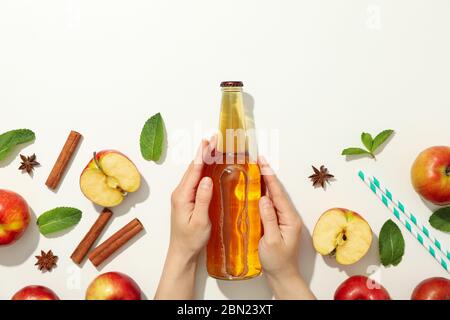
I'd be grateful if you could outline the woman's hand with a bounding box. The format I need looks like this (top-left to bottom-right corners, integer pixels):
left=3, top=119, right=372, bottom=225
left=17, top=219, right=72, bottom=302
left=155, top=139, right=214, bottom=300
left=258, top=157, right=316, bottom=300
left=168, top=142, right=213, bottom=262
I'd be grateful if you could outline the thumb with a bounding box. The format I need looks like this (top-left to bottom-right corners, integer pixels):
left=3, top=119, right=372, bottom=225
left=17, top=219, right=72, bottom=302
left=259, top=196, right=281, bottom=242
left=192, top=177, right=213, bottom=224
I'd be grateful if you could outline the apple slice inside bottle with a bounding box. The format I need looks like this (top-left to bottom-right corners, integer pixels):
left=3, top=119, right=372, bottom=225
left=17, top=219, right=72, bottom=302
left=80, top=151, right=141, bottom=207
left=313, top=208, right=373, bottom=265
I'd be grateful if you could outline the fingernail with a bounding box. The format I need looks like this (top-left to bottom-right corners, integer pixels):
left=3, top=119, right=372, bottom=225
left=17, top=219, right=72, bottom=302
left=200, top=177, right=212, bottom=190
left=209, top=134, right=218, bottom=150
left=258, top=155, right=268, bottom=165
left=260, top=196, right=273, bottom=209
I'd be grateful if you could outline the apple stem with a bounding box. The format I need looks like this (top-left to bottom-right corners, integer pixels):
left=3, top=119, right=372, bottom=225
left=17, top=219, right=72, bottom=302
left=93, top=152, right=103, bottom=172
left=446, top=167, right=450, bottom=176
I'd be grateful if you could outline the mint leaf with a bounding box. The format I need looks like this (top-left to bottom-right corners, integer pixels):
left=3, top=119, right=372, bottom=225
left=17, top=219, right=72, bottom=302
left=342, top=129, right=394, bottom=159
left=361, top=132, right=373, bottom=151
left=342, top=148, right=372, bottom=156
left=372, top=130, right=394, bottom=153
left=140, top=113, right=165, bottom=161
left=0, top=129, right=35, bottom=160
left=429, top=207, right=450, bottom=232
left=37, top=207, right=82, bottom=235
left=379, top=219, right=405, bottom=266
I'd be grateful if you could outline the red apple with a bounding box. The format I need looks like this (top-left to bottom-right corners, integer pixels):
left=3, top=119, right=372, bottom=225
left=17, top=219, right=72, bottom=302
left=334, top=275, right=391, bottom=300
left=313, top=208, right=373, bottom=265
left=12, top=285, right=59, bottom=300
left=411, top=277, right=450, bottom=300
left=0, top=189, right=30, bottom=245
left=86, top=272, right=141, bottom=300
left=411, top=146, right=450, bottom=206
left=80, top=150, right=141, bottom=207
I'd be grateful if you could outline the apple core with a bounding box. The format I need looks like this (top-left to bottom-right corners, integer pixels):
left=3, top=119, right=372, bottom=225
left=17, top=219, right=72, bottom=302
left=80, top=150, right=141, bottom=207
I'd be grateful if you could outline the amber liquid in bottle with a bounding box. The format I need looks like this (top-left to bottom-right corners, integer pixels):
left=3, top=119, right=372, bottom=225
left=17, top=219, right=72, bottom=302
left=204, top=82, right=263, bottom=280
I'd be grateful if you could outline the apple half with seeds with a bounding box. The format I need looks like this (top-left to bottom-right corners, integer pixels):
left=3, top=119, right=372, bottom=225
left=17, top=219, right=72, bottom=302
left=313, top=208, right=373, bottom=265
left=80, top=150, right=141, bottom=207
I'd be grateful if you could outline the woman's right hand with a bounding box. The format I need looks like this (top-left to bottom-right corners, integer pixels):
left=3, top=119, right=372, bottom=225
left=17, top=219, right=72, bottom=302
left=258, top=157, right=316, bottom=300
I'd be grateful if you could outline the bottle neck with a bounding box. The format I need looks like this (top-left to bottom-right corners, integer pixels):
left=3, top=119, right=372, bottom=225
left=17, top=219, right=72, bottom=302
left=217, top=87, right=248, bottom=154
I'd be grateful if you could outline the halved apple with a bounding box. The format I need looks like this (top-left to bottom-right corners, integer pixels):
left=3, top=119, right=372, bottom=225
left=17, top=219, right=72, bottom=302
left=80, top=150, right=141, bottom=207
left=313, top=208, right=372, bottom=265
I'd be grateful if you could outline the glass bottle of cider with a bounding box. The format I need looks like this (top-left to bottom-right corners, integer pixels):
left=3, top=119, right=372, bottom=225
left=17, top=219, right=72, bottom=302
left=204, top=81, right=263, bottom=280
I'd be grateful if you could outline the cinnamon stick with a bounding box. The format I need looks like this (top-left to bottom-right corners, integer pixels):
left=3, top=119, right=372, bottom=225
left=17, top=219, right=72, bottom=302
left=46, top=130, right=82, bottom=190
left=70, top=208, right=113, bottom=264
left=88, top=218, right=144, bottom=267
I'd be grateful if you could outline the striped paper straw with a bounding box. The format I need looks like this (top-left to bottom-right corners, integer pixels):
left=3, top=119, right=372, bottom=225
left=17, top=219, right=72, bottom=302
left=358, top=170, right=449, bottom=273
left=371, top=175, right=450, bottom=261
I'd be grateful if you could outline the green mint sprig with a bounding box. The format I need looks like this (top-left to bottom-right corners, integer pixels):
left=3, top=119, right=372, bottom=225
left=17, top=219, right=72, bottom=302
left=342, top=129, right=394, bottom=159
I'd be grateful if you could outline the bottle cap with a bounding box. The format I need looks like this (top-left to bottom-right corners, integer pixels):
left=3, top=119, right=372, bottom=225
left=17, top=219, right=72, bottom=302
left=220, top=81, right=243, bottom=87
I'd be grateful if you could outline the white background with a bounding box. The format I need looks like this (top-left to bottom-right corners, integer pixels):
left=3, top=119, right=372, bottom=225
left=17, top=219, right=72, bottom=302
left=0, top=0, right=449, bottom=300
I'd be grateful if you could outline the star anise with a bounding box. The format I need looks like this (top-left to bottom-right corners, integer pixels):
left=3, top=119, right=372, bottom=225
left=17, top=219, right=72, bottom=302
left=19, top=154, right=40, bottom=175
left=35, top=250, right=58, bottom=272
left=309, top=165, right=334, bottom=189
